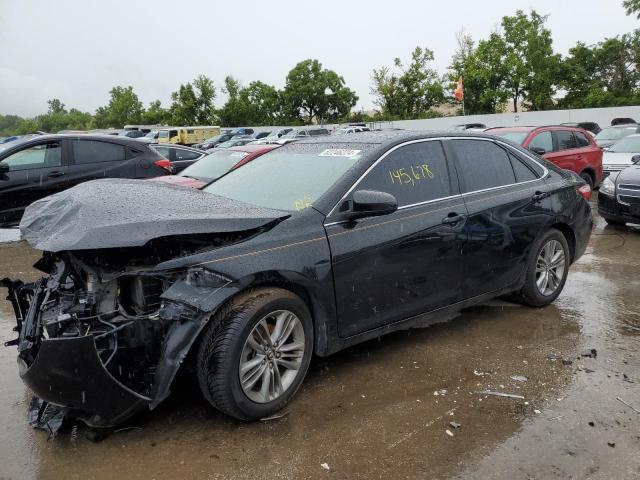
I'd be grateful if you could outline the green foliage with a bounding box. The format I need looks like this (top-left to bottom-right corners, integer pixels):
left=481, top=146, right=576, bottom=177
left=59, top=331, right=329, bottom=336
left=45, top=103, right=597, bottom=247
left=169, top=75, right=217, bottom=125
left=560, top=31, right=640, bottom=108
left=94, top=86, right=144, bottom=128
left=625, top=0, right=640, bottom=18
left=141, top=100, right=170, bottom=125
left=500, top=10, right=561, bottom=111
left=282, top=59, right=358, bottom=123
left=217, top=78, right=283, bottom=127
left=448, top=32, right=510, bottom=114
left=372, top=47, right=444, bottom=119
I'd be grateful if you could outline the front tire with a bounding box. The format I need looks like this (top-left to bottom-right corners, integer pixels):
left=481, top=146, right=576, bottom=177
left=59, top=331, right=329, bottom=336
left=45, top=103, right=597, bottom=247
left=512, top=228, right=570, bottom=307
left=197, top=288, right=313, bottom=421
left=580, top=172, right=594, bottom=190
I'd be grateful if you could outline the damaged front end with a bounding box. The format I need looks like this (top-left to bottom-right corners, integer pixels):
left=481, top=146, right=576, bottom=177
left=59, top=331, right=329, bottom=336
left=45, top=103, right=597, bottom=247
left=2, top=242, right=233, bottom=428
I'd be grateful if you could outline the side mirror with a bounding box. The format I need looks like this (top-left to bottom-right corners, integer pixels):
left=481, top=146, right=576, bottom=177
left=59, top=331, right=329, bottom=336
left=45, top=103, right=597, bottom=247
left=632, top=155, right=640, bottom=165
left=529, top=146, right=546, bottom=156
left=0, top=162, right=9, bottom=175
left=346, top=190, right=398, bottom=220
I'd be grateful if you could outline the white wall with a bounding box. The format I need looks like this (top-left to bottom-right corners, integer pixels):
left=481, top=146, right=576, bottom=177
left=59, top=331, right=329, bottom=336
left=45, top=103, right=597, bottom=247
left=389, top=105, right=640, bottom=131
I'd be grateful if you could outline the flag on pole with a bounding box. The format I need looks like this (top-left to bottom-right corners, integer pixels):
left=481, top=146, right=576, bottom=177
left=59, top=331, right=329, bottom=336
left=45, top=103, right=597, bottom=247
left=454, top=77, right=464, bottom=102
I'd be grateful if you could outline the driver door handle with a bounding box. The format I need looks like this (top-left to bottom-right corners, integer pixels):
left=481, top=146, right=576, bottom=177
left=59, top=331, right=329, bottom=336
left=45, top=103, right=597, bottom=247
left=532, top=191, right=549, bottom=202
left=47, top=171, right=65, bottom=178
left=442, top=213, right=465, bottom=225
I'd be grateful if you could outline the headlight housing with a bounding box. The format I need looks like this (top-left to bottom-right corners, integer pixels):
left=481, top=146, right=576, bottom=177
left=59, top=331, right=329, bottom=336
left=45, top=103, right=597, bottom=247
left=600, top=176, right=615, bottom=197
left=185, top=267, right=231, bottom=288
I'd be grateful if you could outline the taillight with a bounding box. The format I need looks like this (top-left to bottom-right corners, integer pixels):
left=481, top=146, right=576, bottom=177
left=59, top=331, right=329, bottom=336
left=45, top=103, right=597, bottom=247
left=577, top=184, right=591, bottom=200
left=154, top=158, right=172, bottom=173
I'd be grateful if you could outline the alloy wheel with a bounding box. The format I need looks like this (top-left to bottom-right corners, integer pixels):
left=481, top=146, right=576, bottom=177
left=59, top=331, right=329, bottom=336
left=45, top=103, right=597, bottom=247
left=238, top=310, right=306, bottom=403
left=535, top=239, right=566, bottom=296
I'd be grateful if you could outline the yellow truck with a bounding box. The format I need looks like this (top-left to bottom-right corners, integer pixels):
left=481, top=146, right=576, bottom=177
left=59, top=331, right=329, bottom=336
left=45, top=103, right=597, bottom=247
left=157, top=126, right=221, bottom=145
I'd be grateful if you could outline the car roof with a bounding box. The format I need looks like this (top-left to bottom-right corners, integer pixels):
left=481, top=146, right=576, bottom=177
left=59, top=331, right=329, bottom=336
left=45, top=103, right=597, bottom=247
left=3, top=133, right=149, bottom=147
left=486, top=126, right=536, bottom=133
left=226, top=144, right=280, bottom=153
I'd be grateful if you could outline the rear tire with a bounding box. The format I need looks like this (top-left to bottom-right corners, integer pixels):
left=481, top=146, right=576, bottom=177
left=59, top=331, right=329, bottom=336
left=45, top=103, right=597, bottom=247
left=197, top=287, right=313, bottom=421
left=512, top=228, right=570, bottom=308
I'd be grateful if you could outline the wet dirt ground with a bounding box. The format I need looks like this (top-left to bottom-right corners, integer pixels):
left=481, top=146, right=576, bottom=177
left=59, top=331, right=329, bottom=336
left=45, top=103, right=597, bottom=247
left=0, top=203, right=638, bottom=480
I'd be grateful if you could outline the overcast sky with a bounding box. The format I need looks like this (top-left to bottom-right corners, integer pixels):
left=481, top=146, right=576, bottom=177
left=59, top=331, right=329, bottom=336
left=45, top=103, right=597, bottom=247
left=0, top=0, right=637, bottom=117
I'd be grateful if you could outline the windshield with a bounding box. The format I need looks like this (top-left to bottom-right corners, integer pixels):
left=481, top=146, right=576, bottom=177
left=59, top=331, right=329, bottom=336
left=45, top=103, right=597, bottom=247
left=609, top=136, right=640, bottom=153
left=596, top=127, right=635, bottom=141
left=203, top=143, right=371, bottom=211
left=179, top=150, right=248, bottom=181
left=489, top=130, right=530, bottom=144
left=281, top=130, right=302, bottom=139
left=144, top=131, right=157, bottom=138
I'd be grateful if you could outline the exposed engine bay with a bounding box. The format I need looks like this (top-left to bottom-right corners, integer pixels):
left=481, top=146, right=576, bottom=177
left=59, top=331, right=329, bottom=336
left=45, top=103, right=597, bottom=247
left=1, top=232, right=254, bottom=429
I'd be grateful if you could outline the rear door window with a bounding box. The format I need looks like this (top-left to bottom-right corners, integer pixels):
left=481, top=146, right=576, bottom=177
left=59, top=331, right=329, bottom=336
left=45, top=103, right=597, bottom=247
left=528, top=131, right=553, bottom=153
left=451, top=139, right=516, bottom=192
left=555, top=130, right=578, bottom=151
left=574, top=132, right=591, bottom=148
left=175, top=149, right=202, bottom=161
left=357, top=141, right=451, bottom=206
left=73, top=140, right=126, bottom=164
left=1, top=142, right=62, bottom=171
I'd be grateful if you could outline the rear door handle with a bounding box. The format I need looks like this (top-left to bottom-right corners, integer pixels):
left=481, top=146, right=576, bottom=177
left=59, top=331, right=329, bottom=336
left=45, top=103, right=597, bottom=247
left=442, top=213, right=465, bottom=225
left=48, top=171, right=65, bottom=178
left=532, top=191, right=549, bottom=201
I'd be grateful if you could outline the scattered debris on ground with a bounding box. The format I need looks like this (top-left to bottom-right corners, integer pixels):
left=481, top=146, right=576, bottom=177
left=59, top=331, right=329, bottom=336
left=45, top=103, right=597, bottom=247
left=510, top=375, right=528, bottom=382
left=475, top=391, right=525, bottom=400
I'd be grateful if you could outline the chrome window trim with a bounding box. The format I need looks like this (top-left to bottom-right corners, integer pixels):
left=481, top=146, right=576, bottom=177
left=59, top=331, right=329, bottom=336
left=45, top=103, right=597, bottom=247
left=324, top=136, right=549, bottom=221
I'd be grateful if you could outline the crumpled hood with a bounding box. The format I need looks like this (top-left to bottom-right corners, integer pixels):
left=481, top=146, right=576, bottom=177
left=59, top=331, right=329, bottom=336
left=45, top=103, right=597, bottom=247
left=20, top=179, right=289, bottom=252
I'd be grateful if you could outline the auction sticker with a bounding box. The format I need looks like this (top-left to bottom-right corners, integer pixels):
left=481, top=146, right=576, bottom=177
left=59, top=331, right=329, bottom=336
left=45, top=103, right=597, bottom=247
left=319, top=149, right=361, bottom=157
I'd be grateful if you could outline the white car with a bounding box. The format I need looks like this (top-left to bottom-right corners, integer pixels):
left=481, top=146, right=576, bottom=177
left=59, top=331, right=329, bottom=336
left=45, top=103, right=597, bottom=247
left=602, top=134, right=640, bottom=174
left=335, top=126, right=371, bottom=134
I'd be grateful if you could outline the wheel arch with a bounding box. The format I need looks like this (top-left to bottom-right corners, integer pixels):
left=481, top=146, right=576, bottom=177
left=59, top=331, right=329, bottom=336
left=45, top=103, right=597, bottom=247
left=549, top=222, right=576, bottom=263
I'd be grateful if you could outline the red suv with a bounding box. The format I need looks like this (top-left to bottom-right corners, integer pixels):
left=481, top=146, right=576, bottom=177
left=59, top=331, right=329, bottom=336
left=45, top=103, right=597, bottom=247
left=487, top=126, right=603, bottom=188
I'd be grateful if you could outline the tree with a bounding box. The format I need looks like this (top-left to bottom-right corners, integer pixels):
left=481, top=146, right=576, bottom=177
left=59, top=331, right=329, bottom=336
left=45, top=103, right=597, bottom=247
left=282, top=59, right=358, bottom=123
left=217, top=77, right=282, bottom=127
left=448, top=32, right=510, bottom=114
left=169, top=75, right=217, bottom=125
left=371, top=47, right=444, bottom=119
left=624, top=0, right=640, bottom=18
left=141, top=100, right=169, bottom=125
left=501, top=10, right=561, bottom=111
left=94, top=86, right=144, bottom=128
left=560, top=32, right=640, bottom=108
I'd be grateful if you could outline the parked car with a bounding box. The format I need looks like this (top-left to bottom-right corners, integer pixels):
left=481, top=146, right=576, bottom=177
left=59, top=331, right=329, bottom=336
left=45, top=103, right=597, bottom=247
left=252, top=131, right=271, bottom=139
left=487, top=125, right=603, bottom=188
left=594, top=125, right=640, bottom=149
left=335, top=126, right=371, bottom=134
left=601, top=134, right=640, bottom=176
left=136, top=130, right=159, bottom=144
left=0, top=134, right=170, bottom=226
left=249, top=128, right=294, bottom=145
left=211, top=137, right=255, bottom=150
left=150, top=144, right=206, bottom=173
left=611, top=118, right=636, bottom=126
left=3, top=131, right=592, bottom=427
left=196, top=133, right=236, bottom=150
left=561, top=122, right=601, bottom=135
left=598, top=158, right=640, bottom=226
left=275, top=127, right=330, bottom=144
left=450, top=123, right=487, bottom=131
left=150, top=145, right=280, bottom=189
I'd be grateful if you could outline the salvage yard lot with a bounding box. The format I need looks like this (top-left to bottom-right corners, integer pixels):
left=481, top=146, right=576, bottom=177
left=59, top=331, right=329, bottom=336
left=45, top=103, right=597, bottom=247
left=0, top=204, right=638, bottom=480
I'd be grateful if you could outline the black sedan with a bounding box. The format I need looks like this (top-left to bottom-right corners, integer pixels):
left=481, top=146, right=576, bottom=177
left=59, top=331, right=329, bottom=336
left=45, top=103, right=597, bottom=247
left=598, top=157, right=640, bottom=226
left=3, top=131, right=592, bottom=428
left=0, top=134, right=170, bottom=226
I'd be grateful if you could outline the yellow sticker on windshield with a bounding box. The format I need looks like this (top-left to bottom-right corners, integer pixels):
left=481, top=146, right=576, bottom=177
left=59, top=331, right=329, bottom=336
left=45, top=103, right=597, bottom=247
left=294, top=194, right=313, bottom=211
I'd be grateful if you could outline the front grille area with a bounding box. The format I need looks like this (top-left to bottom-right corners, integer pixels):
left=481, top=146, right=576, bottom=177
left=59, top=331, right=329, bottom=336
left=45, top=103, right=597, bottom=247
left=619, top=184, right=640, bottom=191
left=619, top=195, right=640, bottom=206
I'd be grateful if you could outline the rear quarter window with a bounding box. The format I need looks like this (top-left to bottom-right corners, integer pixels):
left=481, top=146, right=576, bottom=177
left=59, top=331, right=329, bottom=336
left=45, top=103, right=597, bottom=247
left=73, top=140, right=126, bottom=164
left=574, top=132, right=591, bottom=148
